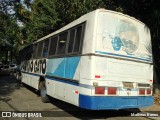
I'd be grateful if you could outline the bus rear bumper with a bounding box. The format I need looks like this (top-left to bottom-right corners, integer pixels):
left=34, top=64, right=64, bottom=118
left=79, top=94, right=153, bottom=110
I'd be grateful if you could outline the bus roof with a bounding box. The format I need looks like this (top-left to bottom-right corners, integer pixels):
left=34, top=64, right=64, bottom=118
left=34, top=9, right=146, bottom=44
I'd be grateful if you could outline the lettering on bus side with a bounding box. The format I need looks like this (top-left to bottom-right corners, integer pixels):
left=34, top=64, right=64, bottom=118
left=21, top=59, right=46, bottom=74
left=30, top=60, right=33, bottom=72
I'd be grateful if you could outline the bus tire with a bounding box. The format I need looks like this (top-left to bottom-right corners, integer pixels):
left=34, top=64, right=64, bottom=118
left=40, top=81, right=49, bottom=103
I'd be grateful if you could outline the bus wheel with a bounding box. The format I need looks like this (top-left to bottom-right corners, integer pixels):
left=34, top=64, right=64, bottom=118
left=40, top=81, right=49, bottom=103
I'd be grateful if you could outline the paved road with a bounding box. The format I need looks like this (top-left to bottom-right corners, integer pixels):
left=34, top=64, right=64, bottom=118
left=0, top=75, right=153, bottom=120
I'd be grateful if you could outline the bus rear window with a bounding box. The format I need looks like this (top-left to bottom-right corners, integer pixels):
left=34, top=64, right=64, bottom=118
left=96, top=12, right=152, bottom=62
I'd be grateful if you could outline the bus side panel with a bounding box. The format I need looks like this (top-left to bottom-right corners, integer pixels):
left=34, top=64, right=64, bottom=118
left=46, top=57, right=81, bottom=106
left=46, top=77, right=79, bottom=106
left=79, top=56, right=94, bottom=96
left=21, top=72, right=39, bottom=89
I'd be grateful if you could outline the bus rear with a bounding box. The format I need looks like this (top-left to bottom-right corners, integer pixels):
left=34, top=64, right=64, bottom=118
left=79, top=10, right=153, bottom=110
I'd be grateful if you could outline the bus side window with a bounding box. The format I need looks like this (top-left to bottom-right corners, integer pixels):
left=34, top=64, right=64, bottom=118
left=23, top=48, right=27, bottom=61
left=57, top=32, right=68, bottom=55
left=26, top=45, right=33, bottom=60
left=20, top=49, right=24, bottom=61
left=68, top=29, right=76, bottom=53
left=42, top=39, right=49, bottom=57
left=32, top=44, right=38, bottom=58
left=37, top=42, right=43, bottom=58
left=18, top=51, right=22, bottom=64
left=49, top=36, right=58, bottom=56
left=73, top=26, right=82, bottom=53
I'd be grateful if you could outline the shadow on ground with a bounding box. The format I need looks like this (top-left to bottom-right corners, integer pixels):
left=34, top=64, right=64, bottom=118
left=24, top=84, right=141, bottom=119
left=0, top=75, right=20, bottom=102
left=48, top=97, right=141, bottom=119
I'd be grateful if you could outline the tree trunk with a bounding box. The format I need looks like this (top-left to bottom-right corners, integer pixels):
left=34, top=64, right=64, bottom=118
left=5, top=50, right=8, bottom=64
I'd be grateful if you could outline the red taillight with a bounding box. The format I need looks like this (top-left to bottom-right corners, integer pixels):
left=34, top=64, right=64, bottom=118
left=149, top=80, right=153, bottom=82
left=95, top=75, right=101, bottom=78
left=139, top=88, right=145, bottom=95
left=147, top=88, right=151, bottom=94
left=95, top=87, right=105, bottom=94
left=108, top=87, right=117, bottom=95
left=75, top=91, right=79, bottom=94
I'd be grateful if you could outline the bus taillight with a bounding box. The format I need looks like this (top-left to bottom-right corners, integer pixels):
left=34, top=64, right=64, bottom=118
left=139, top=88, right=145, bottom=95
left=108, top=87, right=117, bottom=95
left=147, top=88, right=151, bottom=94
left=95, top=87, right=105, bottom=94
left=95, top=75, right=101, bottom=78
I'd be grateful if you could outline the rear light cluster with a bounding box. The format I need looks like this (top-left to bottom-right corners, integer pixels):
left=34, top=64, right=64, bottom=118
left=147, top=88, right=151, bottom=94
left=139, top=88, right=152, bottom=95
left=95, top=87, right=105, bottom=94
left=95, top=87, right=117, bottom=95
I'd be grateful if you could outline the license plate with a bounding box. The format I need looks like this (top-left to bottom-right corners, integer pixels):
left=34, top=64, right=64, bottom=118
left=123, top=82, right=134, bottom=88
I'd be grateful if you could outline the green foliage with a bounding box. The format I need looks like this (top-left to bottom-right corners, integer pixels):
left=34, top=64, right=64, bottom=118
left=29, top=0, right=58, bottom=41
left=0, top=11, right=20, bottom=62
left=55, top=0, right=106, bottom=27
left=14, top=0, right=58, bottom=43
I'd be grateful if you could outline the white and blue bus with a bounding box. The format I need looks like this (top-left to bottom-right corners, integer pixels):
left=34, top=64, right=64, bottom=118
left=18, top=9, right=153, bottom=110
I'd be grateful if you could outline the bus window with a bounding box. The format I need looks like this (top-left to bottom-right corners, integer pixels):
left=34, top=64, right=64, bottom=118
left=73, top=26, right=82, bottom=53
left=49, top=36, right=58, bottom=56
left=26, top=45, right=33, bottom=60
left=20, top=49, right=24, bottom=61
left=32, top=44, right=38, bottom=58
left=57, top=32, right=68, bottom=55
left=37, top=42, right=43, bottom=58
left=42, top=39, right=49, bottom=57
left=23, top=48, right=27, bottom=61
left=68, top=29, right=76, bottom=53
left=18, top=51, right=22, bottom=64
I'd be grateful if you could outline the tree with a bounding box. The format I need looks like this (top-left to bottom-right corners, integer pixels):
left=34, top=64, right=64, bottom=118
left=14, top=0, right=58, bottom=43
left=0, top=11, right=20, bottom=62
left=55, top=0, right=106, bottom=28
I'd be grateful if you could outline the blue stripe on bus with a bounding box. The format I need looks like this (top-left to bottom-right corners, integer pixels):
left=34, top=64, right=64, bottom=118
left=22, top=71, right=79, bottom=86
left=46, top=57, right=80, bottom=79
left=79, top=94, right=153, bottom=110
left=95, top=51, right=152, bottom=62
left=79, top=83, right=94, bottom=89
left=22, top=72, right=93, bottom=88
left=45, top=76, right=79, bottom=86
left=22, top=72, right=140, bottom=91
left=65, top=57, right=80, bottom=78
left=22, top=71, right=80, bottom=86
